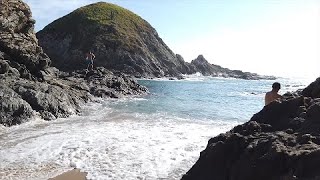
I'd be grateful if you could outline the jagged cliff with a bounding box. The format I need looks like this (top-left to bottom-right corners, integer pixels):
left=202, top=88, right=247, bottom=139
left=0, top=0, right=50, bottom=80
left=0, top=0, right=147, bottom=126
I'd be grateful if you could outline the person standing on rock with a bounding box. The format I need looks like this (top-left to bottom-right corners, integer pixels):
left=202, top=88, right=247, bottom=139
left=265, top=82, right=282, bottom=105
left=85, top=51, right=95, bottom=72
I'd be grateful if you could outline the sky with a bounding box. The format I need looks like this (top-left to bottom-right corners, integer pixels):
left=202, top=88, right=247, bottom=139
left=24, top=0, right=320, bottom=79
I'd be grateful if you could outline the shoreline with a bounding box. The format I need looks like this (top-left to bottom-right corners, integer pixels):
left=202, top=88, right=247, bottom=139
left=0, top=78, right=311, bottom=180
left=49, top=169, right=87, bottom=180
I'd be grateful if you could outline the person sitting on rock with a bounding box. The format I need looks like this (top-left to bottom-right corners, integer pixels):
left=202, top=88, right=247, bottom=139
left=265, top=82, right=282, bottom=105
left=85, top=51, right=95, bottom=72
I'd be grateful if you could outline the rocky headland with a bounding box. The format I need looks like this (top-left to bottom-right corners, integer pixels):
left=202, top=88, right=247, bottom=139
left=36, top=2, right=191, bottom=78
left=190, top=55, right=275, bottom=80
left=182, top=77, right=320, bottom=180
left=36, top=2, right=274, bottom=80
left=0, top=0, right=147, bottom=126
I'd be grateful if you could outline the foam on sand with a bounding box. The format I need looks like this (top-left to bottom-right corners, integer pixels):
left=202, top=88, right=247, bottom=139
left=0, top=101, right=238, bottom=180
left=49, top=169, right=87, bottom=180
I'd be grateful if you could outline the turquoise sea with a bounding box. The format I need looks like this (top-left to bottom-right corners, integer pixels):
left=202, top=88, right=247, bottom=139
left=0, top=75, right=310, bottom=180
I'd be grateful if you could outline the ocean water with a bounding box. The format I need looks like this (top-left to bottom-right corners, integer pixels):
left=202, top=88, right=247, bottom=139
left=0, top=75, right=309, bottom=180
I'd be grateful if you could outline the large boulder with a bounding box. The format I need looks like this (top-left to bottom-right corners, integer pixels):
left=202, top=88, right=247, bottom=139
left=0, top=84, right=34, bottom=126
left=182, top=77, right=320, bottom=180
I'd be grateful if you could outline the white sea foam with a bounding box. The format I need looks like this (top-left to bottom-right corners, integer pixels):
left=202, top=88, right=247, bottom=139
left=138, top=72, right=228, bottom=82
left=182, top=73, right=229, bottom=82
left=0, top=100, right=238, bottom=180
left=2, top=77, right=307, bottom=180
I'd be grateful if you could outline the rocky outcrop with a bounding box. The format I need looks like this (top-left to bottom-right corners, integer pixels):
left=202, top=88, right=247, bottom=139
left=182, top=77, right=320, bottom=180
left=0, top=0, right=147, bottom=126
left=190, top=55, right=276, bottom=80
left=302, top=77, right=320, bottom=98
left=36, top=2, right=274, bottom=80
left=0, top=0, right=50, bottom=80
left=36, top=2, right=189, bottom=78
left=1, top=66, right=147, bottom=126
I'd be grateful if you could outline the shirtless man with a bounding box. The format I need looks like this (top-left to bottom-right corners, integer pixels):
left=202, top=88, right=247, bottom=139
left=85, top=51, right=95, bottom=71
left=265, top=82, right=282, bottom=105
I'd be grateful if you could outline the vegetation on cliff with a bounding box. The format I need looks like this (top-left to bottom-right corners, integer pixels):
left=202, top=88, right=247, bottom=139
left=46, top=2, right=151, bottom=52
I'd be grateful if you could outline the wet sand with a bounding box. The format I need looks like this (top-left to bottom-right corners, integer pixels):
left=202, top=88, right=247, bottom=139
left=49, top=169, right=87, bottom=180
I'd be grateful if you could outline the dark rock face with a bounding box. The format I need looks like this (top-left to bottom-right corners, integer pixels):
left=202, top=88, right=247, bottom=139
left=0, top=66, right=147, bottom=126
left=182, top=77, right=320, bottom=180
left=0, top=83, right=34, bottom=125
left=302, top=77, right=320, bottom=98
left=0, top=0, right=148, bottom=126
left=0, top=0, right=50, bottom=80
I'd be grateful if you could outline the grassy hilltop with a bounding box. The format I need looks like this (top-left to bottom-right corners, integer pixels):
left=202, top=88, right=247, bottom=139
left=46, top=2, right=153, bottom=52
left=37, top=2, right=183, bottom=76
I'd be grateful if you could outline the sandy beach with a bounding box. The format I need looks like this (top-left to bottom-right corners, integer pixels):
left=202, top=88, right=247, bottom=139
left=49, top=169, right=87, bottom=180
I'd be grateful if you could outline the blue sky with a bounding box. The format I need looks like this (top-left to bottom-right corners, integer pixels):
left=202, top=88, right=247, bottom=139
left=24, top=0, right=319, bottom=79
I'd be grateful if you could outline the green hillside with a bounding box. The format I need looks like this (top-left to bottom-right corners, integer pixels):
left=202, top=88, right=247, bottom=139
left=45, top=2, right=152, bottom=52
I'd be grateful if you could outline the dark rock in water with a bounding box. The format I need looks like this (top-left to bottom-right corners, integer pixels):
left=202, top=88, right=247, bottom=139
left=0, top=84, right=34, bottom=126
left=81, top=67, right=148, bottom=98
left=0, top=1, right=148, bottom=127
left=190, top=55, right=276, bottom=80
left=190, top=55, right=220, bottom=76
left=175, top=54, right=196, bottom=75
left=182, top=77, right=320, bottom=180
left=302, top=77, right=320, bottom=98
left=0, top=66, right=147, bottom=126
